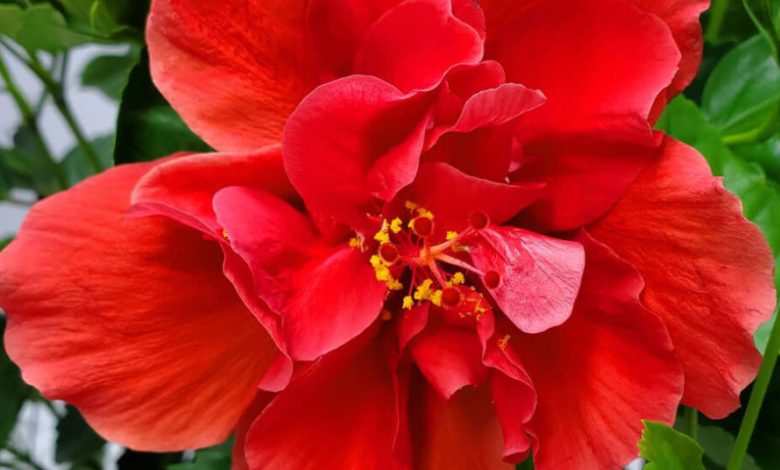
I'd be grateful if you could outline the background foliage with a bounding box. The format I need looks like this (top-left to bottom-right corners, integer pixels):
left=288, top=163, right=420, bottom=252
left=0, top=0, right=779, bottom=469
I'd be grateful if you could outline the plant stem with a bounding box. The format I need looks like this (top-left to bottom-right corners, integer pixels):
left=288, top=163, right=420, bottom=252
left=706, top=0, right=731, bottom=43
left=727, top=313, right=780, bottom=470
left=683, top=407, right=699, bottom=441
left=0, top=52, right=68, bottom=190
left=24, top=53, right=104, bottom=174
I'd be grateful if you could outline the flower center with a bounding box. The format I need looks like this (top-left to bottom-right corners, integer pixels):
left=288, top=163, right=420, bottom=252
left=351, top=201, right=499, bottom=320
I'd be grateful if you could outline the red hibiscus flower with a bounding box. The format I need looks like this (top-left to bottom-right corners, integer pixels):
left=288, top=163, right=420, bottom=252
left=0, top=0, right=774, bottom=469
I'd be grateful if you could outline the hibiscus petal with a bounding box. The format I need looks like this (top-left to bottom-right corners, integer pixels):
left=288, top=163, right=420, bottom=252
left=0, top=164, right=278, bottom=451
left=283, top=75, right=432, bottom=228
left=401, top=162, right=542, bottom=234
left=477, top=312, right=536, bottom=463
left=305, top=0, right=401, bottom=78
left=590, top=138, right=776, bottom=418
left=213, top=186, right=388, bottom=361
left=131, top=145, right=295, bottom=233
left=244, top=330, right=403, bottom=469
left=470, top=226, right=585, bottom=333
left=354, top=0, right=483, bottom=93
left=410, top=377, right=512, bottom=470
left=146, top=0, right=317, bottom=151
left=513, top=231, right=683, bottom=470
left=513, top=137, right=659, bottom=231
left=411, top=325, right=489, bottom=399
left=630, top=0, right=709, bottom=98
left=490, top=0, right=680, bottom=142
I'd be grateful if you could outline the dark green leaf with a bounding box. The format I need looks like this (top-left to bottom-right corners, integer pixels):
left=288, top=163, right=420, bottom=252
left=0, top=128, right=60, bottom=196
left=59, top=0, right=148, bottom=38
left=167, top=440, right=232, bottom=470
left=80, top=48, right=140, bottom=100
left=0, top=316, right=32, bottom=446
left=60, top=135, right=114, bottom=186
left=702, top=35, right=780, bottom=138
left=658, top=96, right=780, bottom=353
left=516, top=455, right=534, bottom=470
left=55, top=405, right=105, bottom=465
left=638, top=420, right=706, bottom=470
left=114, top=49, right=211, bottom=164
left=742, top=0, right=780, bottom=59
left=0, top=3, right=95, bottom=51
left=0, top=237, right=13, bottom=251
left=697, top=425, right=763, bottom=469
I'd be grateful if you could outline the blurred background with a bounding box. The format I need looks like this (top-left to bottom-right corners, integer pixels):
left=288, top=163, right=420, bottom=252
left=1, top=1, right=780, bottom=469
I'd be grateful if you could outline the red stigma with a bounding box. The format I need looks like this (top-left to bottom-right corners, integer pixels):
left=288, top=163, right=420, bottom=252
left=484, top=270, right=501, bottom=289
left=441, top=287, right=462, bottom=308
left=469, top=211, right=490, bottom=230
left=379, top=242, right=400, bottom=264
left=411, top=216, right=434, bottom=238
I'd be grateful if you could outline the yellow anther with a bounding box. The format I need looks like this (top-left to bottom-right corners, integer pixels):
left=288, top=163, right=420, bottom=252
left=390, top=217, right=403, bottom=234
left=413, top=279, right=434, bottom=301
left=402, top=296, right=414, bottom=310
left=430, top=289, right=443, bottom=307
left=375, top=264, right=392, bottom=282
left=451, top=272, right=465, bottom=285
left=497, top=334, right=511, bottom=351
left=374, top=230, right=390, bottom=244
left=348, top=236, right=364, bottom=250
left=387, top=279, right=403, bottom=291
left=221, top=229, right=230, bottom=240
left=404, top=200, right=418, bottom=212
left=446, top=231, right=459, bottom=241
left=369, top=255, right=382, bottom=268
left=417, top=207, right=434, bottom=219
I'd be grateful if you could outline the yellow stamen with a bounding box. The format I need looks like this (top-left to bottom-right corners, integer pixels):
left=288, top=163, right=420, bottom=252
left=221, top=229, right=230, bottom=241
left=413, top=279, right=434, bottom=301
left=402, top=296, right=414, bottom=310
left=430, top=289, right=443, bottom=307
left=451, top=272, right=465, bottom=285
left=446, top=231, right=459, bottom=241
left=387, top=279, right=403, bottom=291
left=404, top=200, right=418, bottom=212
left=390, top=217, right=403, bottom=234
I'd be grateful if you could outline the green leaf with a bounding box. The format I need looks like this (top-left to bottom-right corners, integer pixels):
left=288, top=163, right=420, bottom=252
left=638, top=421, right=706, bottom=470
left=167, top=440, right=232, bottom=470
left=0, top=128, right=60, bottom=196
left=80, top=47, right=140, bottom=100
left=55, top=405, right=105, bottom=465
left=0, top=316, right=32, bottom=446
left=742, top=0, right=780, bottom=59
left=658, top=96, right=780, bottom=353
left=54, top=405, right=106, bottom=464
left=114, top=49, right=211, bottom=164
left=0, top=237, right=13, bottom=251
left=702, top=35, right=780, bottom=138
left=60, top=0, right=149, bottom=38
left=0, top=3, right=95, bottom=51
left=60, top=135, right=115, bottom=186
left=697, top=425, right=763, bottom=469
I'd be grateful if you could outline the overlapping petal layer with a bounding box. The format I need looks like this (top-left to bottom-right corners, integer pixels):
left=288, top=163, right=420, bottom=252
left=513, top=232, right=683, bottom=469
left=0, top=164, right=279, bottom=451
left=591, top=138, right=776, bottom=418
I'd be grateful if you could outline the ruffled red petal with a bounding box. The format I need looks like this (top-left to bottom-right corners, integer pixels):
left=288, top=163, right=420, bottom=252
left=0, top=164, right=279, bottom=451
left=470, top=226, right=585, bottom=333
left=591, top=138, right=776, bottom=418
left=147, top=0, right=317, bottom=151
left=213, top=187, right=387, bottom=360
left=513, top=232, right=683, bottom=470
